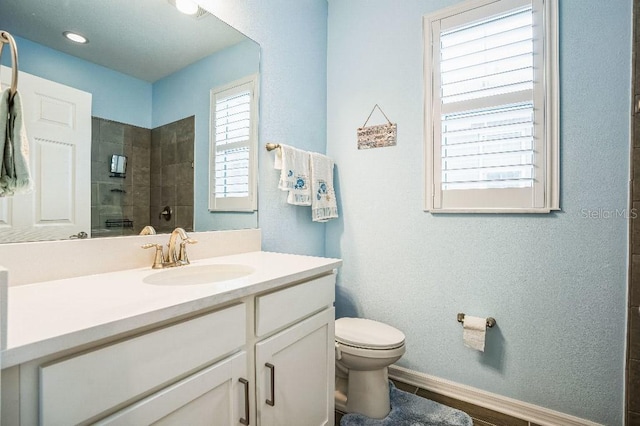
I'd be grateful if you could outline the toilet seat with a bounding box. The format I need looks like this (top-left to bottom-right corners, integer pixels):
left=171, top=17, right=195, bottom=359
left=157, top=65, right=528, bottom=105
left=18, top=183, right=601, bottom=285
left=335, top=317, right=405, bottom=350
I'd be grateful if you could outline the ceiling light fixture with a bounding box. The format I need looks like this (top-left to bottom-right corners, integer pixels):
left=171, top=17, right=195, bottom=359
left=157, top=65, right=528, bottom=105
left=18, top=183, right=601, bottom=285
left=63, top=31, right=88, bottom=44
left=175, top=0, right=199, bottom=15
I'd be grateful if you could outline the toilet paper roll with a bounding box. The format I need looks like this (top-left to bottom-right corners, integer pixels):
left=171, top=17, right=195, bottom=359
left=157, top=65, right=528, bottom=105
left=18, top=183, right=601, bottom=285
left=463, top=315, right=486, bottom=352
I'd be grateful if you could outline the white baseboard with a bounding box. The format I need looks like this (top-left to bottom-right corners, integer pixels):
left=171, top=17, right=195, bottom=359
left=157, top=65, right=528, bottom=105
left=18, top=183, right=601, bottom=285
left=388, top=365, right=602, bottom=426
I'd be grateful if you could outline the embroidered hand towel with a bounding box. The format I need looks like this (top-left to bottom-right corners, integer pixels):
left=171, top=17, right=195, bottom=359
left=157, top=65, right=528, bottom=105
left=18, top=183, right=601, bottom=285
left=0, top=90, right=32, bottom=196
left=277, top=144, right=311, bottom=206
left=310, top=152, right=338, bottom=222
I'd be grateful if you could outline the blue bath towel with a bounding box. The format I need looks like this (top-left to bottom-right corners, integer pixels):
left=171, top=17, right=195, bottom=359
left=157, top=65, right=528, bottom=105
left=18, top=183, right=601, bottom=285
left=340, top=382, right=472, bottom=426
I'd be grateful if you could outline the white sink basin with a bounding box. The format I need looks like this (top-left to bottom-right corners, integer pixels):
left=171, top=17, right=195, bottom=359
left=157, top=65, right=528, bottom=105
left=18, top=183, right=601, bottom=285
left=143, top=264, right=255, bottom=286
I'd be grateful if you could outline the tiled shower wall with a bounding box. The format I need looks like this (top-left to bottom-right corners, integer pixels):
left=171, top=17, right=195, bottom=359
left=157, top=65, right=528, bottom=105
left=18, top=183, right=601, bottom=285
left=149, top=116, right=194, bottom=234
left=91, top=117, right=194, bottom=237
left=91, top=118, right=151, bottom=237
left=629, top=3, right=640, bottom=424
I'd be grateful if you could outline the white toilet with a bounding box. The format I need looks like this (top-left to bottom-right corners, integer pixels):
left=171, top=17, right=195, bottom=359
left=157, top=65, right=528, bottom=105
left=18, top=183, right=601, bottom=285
left=334, top=317, right=406, bottom=419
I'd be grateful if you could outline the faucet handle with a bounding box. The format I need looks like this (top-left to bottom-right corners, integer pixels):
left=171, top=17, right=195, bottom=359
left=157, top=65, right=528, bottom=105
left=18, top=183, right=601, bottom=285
left=142, top=243, right=165, bottom=269
left=178, top=238, right=198, bottom=265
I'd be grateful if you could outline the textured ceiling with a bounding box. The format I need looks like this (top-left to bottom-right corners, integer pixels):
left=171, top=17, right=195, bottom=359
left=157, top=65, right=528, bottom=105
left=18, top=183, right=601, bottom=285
left=0, top=0, right=251, bottom=82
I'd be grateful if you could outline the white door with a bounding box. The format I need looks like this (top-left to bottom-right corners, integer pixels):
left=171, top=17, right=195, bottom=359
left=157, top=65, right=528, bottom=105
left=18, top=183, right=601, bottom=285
left=256, top=308, right=335, bottom=426
left=0, top=66, right=91, bottom=242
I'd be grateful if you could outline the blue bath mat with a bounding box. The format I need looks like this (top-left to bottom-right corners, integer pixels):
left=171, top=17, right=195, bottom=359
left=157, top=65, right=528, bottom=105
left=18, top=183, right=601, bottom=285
left=340, top=382, right=472, bottom=426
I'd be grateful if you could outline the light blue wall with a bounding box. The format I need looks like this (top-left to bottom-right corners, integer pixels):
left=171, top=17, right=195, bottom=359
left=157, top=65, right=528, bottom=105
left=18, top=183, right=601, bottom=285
left=326, top=1, right=630, bottom=425
left=152, top=39, right=260, bottom=231
left=199, top=0, right=328, bottom=256
left=3, top=36, right=152, bottom=128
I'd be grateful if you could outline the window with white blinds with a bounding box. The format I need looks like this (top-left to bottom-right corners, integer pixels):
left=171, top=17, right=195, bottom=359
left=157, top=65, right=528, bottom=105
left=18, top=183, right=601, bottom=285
left=424, top=0, right=558, bottom=212
left=209, top=75, right=258, bottom=212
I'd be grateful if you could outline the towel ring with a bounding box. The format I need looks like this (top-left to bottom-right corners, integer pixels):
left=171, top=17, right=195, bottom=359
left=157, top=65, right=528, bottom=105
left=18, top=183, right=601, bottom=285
left=0, top=31, right=19, bottom=100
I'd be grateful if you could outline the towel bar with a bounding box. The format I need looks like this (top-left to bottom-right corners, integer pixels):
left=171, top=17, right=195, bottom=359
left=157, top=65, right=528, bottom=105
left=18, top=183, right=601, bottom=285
left=457, top=313, right=496, bottom=328
left=265, top=143, right=281, bottom=151
left=0, top=30, right=19, bottom=99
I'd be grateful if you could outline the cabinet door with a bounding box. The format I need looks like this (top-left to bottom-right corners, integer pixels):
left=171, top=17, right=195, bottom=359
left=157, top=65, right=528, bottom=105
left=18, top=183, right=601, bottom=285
left=256, top=308, right=335, bottom=426
left=96, top=351, right=250, bottom=426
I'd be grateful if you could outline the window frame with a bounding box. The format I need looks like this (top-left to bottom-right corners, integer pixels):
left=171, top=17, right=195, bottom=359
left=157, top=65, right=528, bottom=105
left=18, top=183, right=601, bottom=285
left=208, top=73, right=259, bottom=212
left=423, top=0, right=559, bottom=213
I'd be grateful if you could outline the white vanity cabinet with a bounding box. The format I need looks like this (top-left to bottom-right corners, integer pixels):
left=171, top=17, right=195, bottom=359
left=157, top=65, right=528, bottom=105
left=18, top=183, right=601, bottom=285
left=1, top=266, right=338, bottom=426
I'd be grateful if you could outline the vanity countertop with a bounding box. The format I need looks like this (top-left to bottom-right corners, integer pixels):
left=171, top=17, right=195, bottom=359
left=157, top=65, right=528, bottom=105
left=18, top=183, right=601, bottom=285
left=4, top=251, right=341, bottom=368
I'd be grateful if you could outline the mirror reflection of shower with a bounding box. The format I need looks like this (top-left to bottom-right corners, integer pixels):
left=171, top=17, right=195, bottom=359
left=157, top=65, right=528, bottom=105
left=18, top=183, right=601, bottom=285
left=91, top=116, right=195, bottom=238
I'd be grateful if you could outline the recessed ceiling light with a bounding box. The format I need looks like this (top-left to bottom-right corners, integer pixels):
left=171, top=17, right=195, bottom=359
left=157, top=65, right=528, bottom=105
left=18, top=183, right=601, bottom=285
left=175, top=0, right=198, bottom=15
left=63, top=31, right=88, bottom=44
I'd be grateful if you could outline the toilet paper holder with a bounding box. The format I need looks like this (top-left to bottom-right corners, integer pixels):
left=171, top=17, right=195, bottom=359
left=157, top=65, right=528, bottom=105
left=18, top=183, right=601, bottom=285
left=457, top=313, right=496, bottom=328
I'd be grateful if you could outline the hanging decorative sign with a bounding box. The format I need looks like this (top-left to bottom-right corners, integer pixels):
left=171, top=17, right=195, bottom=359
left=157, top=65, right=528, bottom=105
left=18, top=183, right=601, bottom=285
left=357, top=104, right=397, bottom=149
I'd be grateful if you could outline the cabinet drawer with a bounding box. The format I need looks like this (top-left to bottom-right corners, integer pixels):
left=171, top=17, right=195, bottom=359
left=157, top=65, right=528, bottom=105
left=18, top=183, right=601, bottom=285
left=40, top=303, right=246, bottom=426
left=256, top=273, right=335, bottom=337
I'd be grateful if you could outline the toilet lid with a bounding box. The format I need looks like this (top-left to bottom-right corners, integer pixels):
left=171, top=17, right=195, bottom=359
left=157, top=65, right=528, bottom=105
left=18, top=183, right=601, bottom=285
left=335, top=318, right=405, bottom=350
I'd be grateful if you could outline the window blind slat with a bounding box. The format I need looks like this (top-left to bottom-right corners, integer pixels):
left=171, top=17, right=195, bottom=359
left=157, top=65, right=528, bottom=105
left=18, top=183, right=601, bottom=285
left=440, top=37, right=532, bottom=73
left=441, top=24, right=532, bottom=61
left=442, top=53, right=532, bottom=85
left=215, top=158, right=248, bottom=168
left=216, top=130, right=250, bottom=140
left=442, top=136, right=533, bottom=155
left=215, top=111, right=251, bottom=126
left=443, top=164, right=534, bottom=184
left=216, top=108, right=249, bottom=118
left=444, top=146, right=533, bottom=159
left=443, top=119, right=533, bottom=145
left=215, top=151, right=249, bottom=161
left=440, top=8, right=532, bottom=48
left=442, top=178, right=533, bottom=190
left=443, top=104, right=532, bottom=131
left=442, top=67, right=532, bottom=100
left=443, top=153, right=534, bottom=171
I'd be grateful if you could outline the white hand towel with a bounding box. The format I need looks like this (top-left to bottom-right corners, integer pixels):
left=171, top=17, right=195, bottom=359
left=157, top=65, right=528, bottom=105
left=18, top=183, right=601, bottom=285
left=310, top=152, right=338, bottom=222
left=0, top=90, right=32, bottom=196
left=276, top=144, right=311, bottom=206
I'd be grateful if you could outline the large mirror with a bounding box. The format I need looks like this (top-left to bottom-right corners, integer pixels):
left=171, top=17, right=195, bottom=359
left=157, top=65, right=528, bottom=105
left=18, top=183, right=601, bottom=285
left=0, top=0, right=260, bottom=243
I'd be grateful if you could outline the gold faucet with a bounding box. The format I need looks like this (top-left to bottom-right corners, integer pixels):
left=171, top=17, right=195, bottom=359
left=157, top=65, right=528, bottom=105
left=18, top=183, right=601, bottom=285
left=142, top=227, right=198, bottom=268
left=141, top=243, right=165, bottom=269
left=139, top=225, right=156, bottom=235
left=166, top=227, right=198, bottom=266
left=166, top=227, right=188, bottom=265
